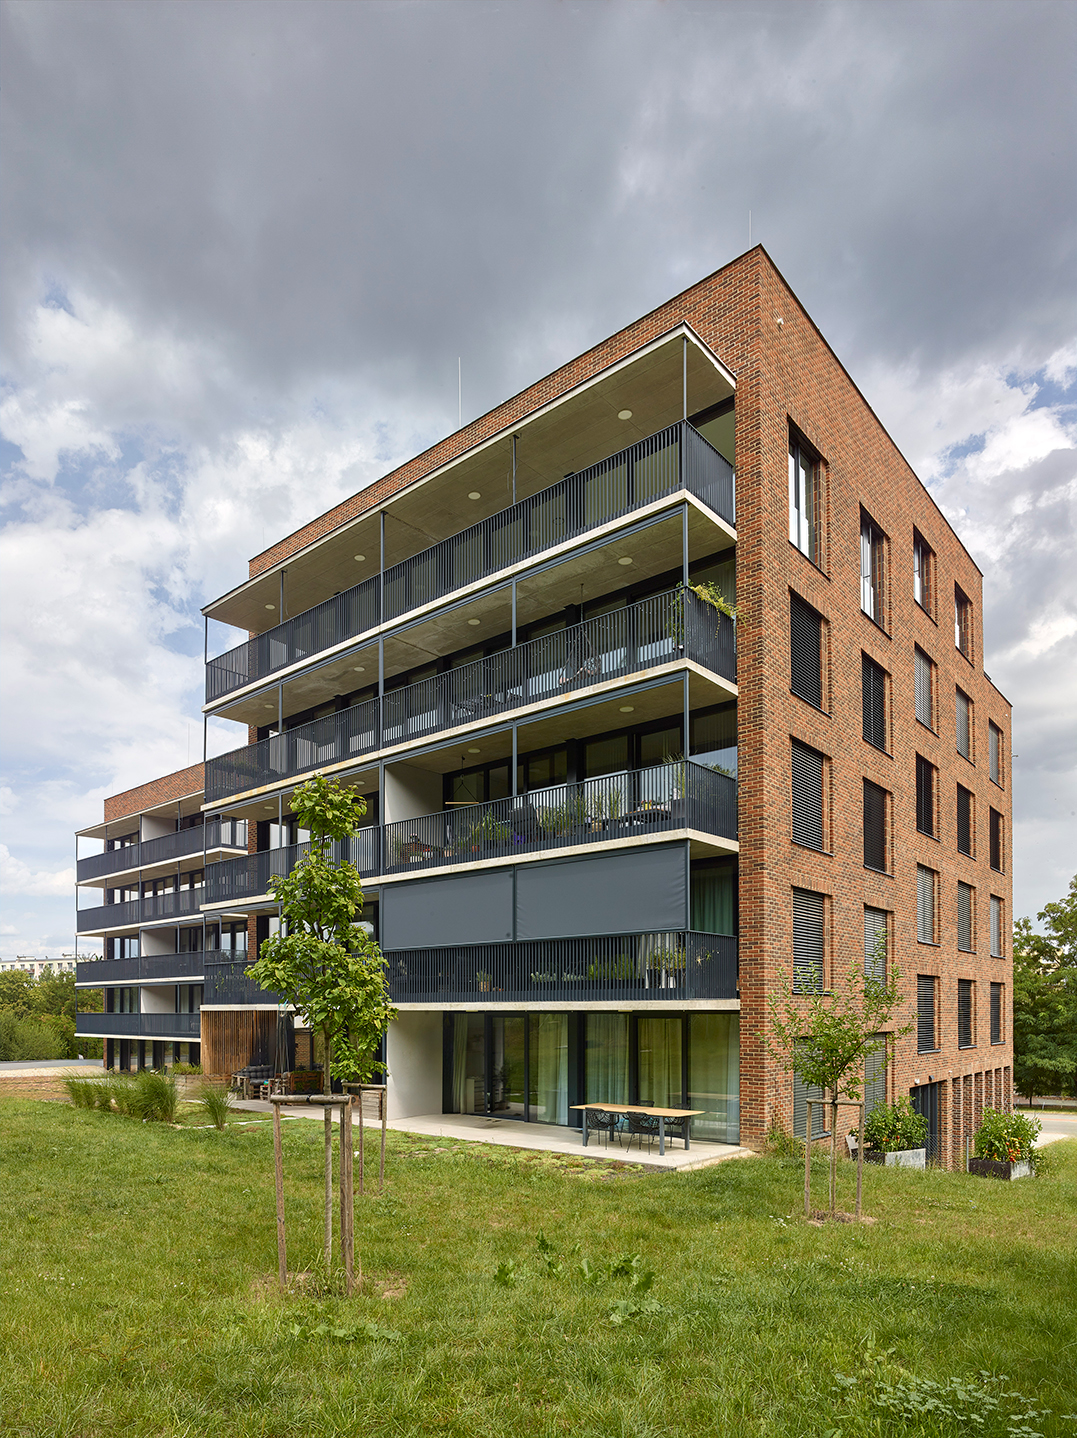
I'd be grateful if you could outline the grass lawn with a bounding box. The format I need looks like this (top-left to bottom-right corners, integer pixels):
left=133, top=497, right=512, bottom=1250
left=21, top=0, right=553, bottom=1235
left=1, top=1099, right=1074, bottom=1438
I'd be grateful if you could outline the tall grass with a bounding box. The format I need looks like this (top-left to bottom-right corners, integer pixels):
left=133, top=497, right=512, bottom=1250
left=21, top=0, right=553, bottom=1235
left=197, top=1083, right=233, bottom=1130
left=63, top=1076, right=104, bottom=1108
left=77, top=1071, right=179, bottom=1122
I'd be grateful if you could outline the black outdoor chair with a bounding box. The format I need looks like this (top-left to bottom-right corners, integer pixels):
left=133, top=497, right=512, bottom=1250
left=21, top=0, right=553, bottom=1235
left=585, top=1108, right=621, bottom=1147
left=625, top=1101, right=660, bottom=1153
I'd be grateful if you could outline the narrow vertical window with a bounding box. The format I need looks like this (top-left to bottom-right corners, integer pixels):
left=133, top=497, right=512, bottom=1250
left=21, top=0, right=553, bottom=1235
left=955, top=586, right=972, bottom=656
left=790, top=593, right=823, bottom=708
left=957, top=881, right=975, bottom=953
left=862, top=654, right=887, bottom=751
left=990, top=895, right=1004, bottom=957
left=863, top=780, right=888, bottom=872
left=917, top=866, right=937, bottom=944
left=789, top=435, right=818, bottom=563
left=917, top=974, right=938, bottom=1051
left=792, top=888, right=825, bottom=993
left=989, top=808, right=1004, bottom=872
left=791, top=740, right=824, bottom=850
left=956, top=785, right=973, bottom=856
left=990, top=983, right=1003, bottom=1044
left=914, top=647, right=935, bottom=729
left=989, top=723, right=1003, bottom=786
left=916, top=756, right=936, bottom=837
left=957, top=978, right=975, bottom=1048
left=864, top=906, right=888, bottom=981
left=860, top=512, right=885, bottom=623
left=793, top=1066, right=827, bottom=1138
left=955, top=689, right=971, bottom=759
left=913, top=530, right=933, bottom=613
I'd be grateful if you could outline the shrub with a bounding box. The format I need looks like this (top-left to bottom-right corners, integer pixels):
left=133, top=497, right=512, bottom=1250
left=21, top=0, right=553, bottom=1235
left=197, top=1084, right=233, bottom=1131
left=863, top=1096, right=928, bottom=1153
left=764, top=1123, right=804, bottom=1161
left=132, top=1072, right=179, bottom=1123
left=0, top=1011, right=64, bottom=1061
left=171, top=1062, right=202, bottom=1075
left=63, top=1077, right=103, bottom=1108
left=973, top=1107, right=1042, bottom=1169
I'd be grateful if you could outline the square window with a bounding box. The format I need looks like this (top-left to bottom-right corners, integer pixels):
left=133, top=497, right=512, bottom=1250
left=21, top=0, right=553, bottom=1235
left=862, top=654, right=887, bottom=751
left=789, top=434, right=819, bottom=563
left=861, top=511, right=886, bottom=624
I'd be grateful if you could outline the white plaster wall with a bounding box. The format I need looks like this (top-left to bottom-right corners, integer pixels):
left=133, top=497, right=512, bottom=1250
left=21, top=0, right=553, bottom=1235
left=383, top=763, right=442, bottom=824
left=141, top=815, right=175, bottom=840
left=140, top=985, right=177, bottom=1013
left=139, top=927, right=175, bottom=956
left=385, top=1011, right=443, bottom=1119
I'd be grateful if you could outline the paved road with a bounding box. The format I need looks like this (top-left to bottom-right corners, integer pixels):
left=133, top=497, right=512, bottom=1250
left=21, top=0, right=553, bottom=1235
left=0, top=1058, right=104, bottom=1072
left=1031, top=1111, right=1077, bottom=1146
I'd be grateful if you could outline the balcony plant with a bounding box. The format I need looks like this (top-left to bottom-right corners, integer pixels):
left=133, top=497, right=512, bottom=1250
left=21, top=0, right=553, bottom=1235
left=862, top=1096, right=928, bottom=1168
left=970, top=1107, right=1042, bottom=1179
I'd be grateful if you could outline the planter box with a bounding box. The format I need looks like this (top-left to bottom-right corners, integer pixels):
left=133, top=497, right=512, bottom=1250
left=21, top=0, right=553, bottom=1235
left=864, top=1147, right=926, bottom=1169
left=968, top=1157, right=1031, bottom=1181
left=290, top=1070, right=322, bottom=1094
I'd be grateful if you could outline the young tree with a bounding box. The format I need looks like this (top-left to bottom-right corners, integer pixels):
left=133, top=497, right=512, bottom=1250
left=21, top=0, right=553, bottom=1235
left=248, top=774, right=396, bottom=1264
left=1013, top=873, right=1077, bottom=1101
left=763, top=940, right=912, bottom=1217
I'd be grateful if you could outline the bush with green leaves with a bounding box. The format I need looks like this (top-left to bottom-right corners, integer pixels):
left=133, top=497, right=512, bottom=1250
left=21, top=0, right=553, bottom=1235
left=974, top=1106, right=1042, bottom=1169
left=863, top=1095, right=928, bottom=1153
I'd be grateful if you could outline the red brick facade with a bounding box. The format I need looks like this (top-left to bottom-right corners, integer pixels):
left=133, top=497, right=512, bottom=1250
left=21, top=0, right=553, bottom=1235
left=103, top=762, right=205, bottom=824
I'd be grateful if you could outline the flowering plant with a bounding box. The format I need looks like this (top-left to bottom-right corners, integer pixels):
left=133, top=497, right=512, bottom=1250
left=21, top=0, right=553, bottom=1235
left=973, top=1107, right=1042, bottom=1169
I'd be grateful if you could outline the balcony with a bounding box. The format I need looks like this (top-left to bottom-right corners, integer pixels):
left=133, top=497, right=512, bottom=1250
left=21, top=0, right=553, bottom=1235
left=77, top=818, right=248, bottom=883
left=205, top=587, right=735, bottom=804
left=204, top=760, right=737, bottom=906
left=385, top=931, right=738, bottom=1004
left=204, top=959, right=283, bottom=1007
left=75, top=1012, right=202, bottom=1039
left=206, top=421, right=734, bottom=703
left=75, top=952, right=210, bottom=987
left=76, top=886, right=207, bottom=934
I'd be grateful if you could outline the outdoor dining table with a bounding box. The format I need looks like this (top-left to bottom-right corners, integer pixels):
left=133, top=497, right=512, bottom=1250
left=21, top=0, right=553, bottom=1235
left=570, top=1103, right=704, bottom=1156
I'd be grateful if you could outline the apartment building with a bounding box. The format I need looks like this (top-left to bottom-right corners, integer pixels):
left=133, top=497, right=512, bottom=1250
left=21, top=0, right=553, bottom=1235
left=75, top=247, right=1014, bottom=1166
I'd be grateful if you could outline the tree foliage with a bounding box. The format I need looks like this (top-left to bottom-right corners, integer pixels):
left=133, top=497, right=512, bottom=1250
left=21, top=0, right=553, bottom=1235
left=0, top=969, right=102, bottom=1060
left=1013, top=873, right=1077, bottom=1099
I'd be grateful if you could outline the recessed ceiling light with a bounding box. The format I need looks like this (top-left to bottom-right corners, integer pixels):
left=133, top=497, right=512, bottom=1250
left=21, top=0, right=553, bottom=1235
left=619, top=706, right=635, bottom=714
left=353, top=554, right=366, bottom=562
left=265, top=603, right=276, bottom=609
left=617, top=556, right=633, bottom=566
left=263, top=704, right=275, bottom=710
left=467, top=618, right=481, bottom=626
left=618, top=409, right=633, bottom=420
left=352, top=666, right=365, bottom=673
left=467, top=747, right=481, bottom=754
left=468, top=491, right=481, bottom=500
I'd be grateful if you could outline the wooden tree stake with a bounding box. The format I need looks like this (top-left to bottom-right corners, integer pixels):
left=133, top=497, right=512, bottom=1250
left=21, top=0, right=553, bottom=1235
left=273, top=1101, right=287, bottom=1287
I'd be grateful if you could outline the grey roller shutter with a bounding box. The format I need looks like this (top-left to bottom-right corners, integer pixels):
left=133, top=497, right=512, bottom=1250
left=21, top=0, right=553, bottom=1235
left=958, top=979, right=974, bottom=1048
left=990, top=983, right=1002, bottom=1044
left=957, top=786, right=972, bottom=856
left=915, top=648, right=933, bottom=728
left=863, top=780, right=887, bottom=872
left=957, top=881, right=974, bottom=952
left=916, top=756, right=935, bottom=836
left=793, top=1065, right=827, bottom=1138
left=790, top=594, right=823, bottom=708
left=956, top=689, right=971, bottom=759
left=864, top=1040, right=887, bottom=1118
left=791, top=740, right=824, bottom=850
left=989, top=809, right=1003, bottom=871
left=862, top=654, right=886, bottom=750
left=864, top=906, right=887, bottom=980
left=792, top=888, right=825, bottom=993
left=381, top=869, right=514, bottom=950
left=515, top=844, right=687, bottom=940
left=917, top=866, right=935, bottom=944
left=990, top=896, right=1003, bottom=957
left=916, top=974, right=937, bottom=1052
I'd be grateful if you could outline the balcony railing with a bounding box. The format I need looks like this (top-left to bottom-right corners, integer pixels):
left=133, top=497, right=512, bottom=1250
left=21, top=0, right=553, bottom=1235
left=386, top=931, right=737, bottom=1004
left=205, top=587, right=735, bottom=803
left=206, top=421, right=735, bottom=702
left=204, top=761, right=736, bottom=905
left=75, top=952, right=211, bottom=987
left=75, top=1012, right=202, bottom=1038
left=76, top=886, right=208, bottom=934
left=204, top=959, right=284, bottom=1007
left=77, top=819, right=248, bottom=883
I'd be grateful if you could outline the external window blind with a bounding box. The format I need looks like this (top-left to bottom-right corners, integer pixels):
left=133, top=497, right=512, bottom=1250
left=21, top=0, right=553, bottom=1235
left=990, top=983, right=1003, bottom=1044
left=863, top=780, right=887, bottom=872
left=790, top=594, right=823, bottom=708
left=864, top=906, right=888, bottom=980
left=916, top=755, right=936, bottom=836
left=793, top=1064, right=828, bottom=1138
left=793, top=888, right=825, bottom=993
left=917, top=866, right=936, bottom=944
left=990, top=809, right=1003, bottom=871
left=957, top=881, right=974, bottom=952
left=915, top=648, right=933, bottom=728
left=989, top=724, right=1002, bottom=785
left=862, top=654, right=886, bottom=750
left=957, top=978, right=974, bottom=1048
left=916, top=974, right=937, bottom=1052
left=956, top=689, right=971, bottom=759
left=990, top=896, right=1003, bottom=957
left=864, top=1039, right=888, bottom=1118
left=957, top=785, right=973, bottom=856
left=955, top=587, right=972, bottom=655
left=791, top=740, right=824, bottom=849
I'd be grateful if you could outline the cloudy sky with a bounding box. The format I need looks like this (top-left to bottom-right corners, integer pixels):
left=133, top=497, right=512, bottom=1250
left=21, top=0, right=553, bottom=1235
left=1, top=0, right=1074, bottom=958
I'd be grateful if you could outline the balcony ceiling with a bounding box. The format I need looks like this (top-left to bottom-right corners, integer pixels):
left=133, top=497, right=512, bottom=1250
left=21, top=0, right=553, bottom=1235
left=77, top=791, right=207, bottom=841
left=204, top=328, right=734, bottom=638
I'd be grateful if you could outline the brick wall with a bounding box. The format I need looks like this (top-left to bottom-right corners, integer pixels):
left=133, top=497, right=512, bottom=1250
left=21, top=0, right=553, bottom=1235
left=103, top=762, right=205, bottom=824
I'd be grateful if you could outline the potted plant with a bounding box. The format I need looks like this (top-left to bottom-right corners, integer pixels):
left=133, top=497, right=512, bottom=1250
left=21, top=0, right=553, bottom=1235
left=475, top=969, right=492, bottom=993
left=862, top=1095, right=928, bottom=1168
left=969, top=1107, right=1041, bottom=1180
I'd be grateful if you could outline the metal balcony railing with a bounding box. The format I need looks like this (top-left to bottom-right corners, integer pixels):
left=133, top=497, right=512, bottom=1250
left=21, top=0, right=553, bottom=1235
left=385, top=931, right=738, bottom=1004
left=77, top=819, right=247, bottom=883
left=74, top=1012, right=202, bottom=1038
left=205, top=587, right=735, bottom=803
left=75, top=952, right=211, bottom=987
left=76, top=887, right=208, bottom=934
left=206, top=421, right=735, bottom=702
left=204, top=959, right=284, bottom=1007
left=203, top=760, right=736, bottom=905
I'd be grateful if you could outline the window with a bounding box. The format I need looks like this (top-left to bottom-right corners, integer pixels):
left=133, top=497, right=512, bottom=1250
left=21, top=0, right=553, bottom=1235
left=914, top=647, right=935, bottom=729
left=862, top=654, right=887, bottom=751
left=863, top=779, right=888, bottom=872
left=793, top=1062, right=827, bottom=1138
left=864, top=1040, right=888, bottom=1118
left=792, top=888, right=825, bottom=993
left=917, top=866, right=937, bottom=944
left=789, top=433, right=819, bottom=563
left=957, top=978, right=975, bottom=1049
left=990, top=983, right=1004, bottom=1044
left=917, top=974, right=938, bottom=1052
left=956, top=688, right=972, bottom=760
left=956, top=785, right=973, bottom=856
left=790, top=593, right=823, bottom=708
left=990, top=896, right=1004, bottom=958
left=955, top=586, right=972, bottom=656
left=989, top=722, right=1003, bottom=786
left=791, top=740, right=824, bottom=850
left=957, top=881, right=975, bottom=953
left=916, top=755, right=937, bottom=837
left=860, top=511, right=886, bottom=624
left=864, top=906, right=888, bottom=981
left=989, top=808, right=1004, bottom=872
left=913, top=530, right=934, bottom=614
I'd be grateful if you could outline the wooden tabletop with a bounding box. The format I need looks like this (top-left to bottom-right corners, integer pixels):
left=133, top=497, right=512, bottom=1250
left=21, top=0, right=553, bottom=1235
left=570, top=1103, right=704, bottom=1118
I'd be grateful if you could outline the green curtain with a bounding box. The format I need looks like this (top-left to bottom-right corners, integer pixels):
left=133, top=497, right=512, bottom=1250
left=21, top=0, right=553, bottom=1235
left=637, top=1016, right=683, bottom=1108
left=451, top=1015, right=469, bottom=1113
left=585, top=1015, right=629, bottom=1105
left=688, top=1013, right=740, bottom=1143
left=529, top=1014, right=568, bottom=1125
left=691, top=867, right=734, bottom=934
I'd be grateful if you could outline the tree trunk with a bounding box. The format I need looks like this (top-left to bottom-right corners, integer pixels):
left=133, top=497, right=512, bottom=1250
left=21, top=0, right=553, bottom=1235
left=829, top=1096, right=838, bottom=1217
left=323, top=1030, right=333, bottom=1265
